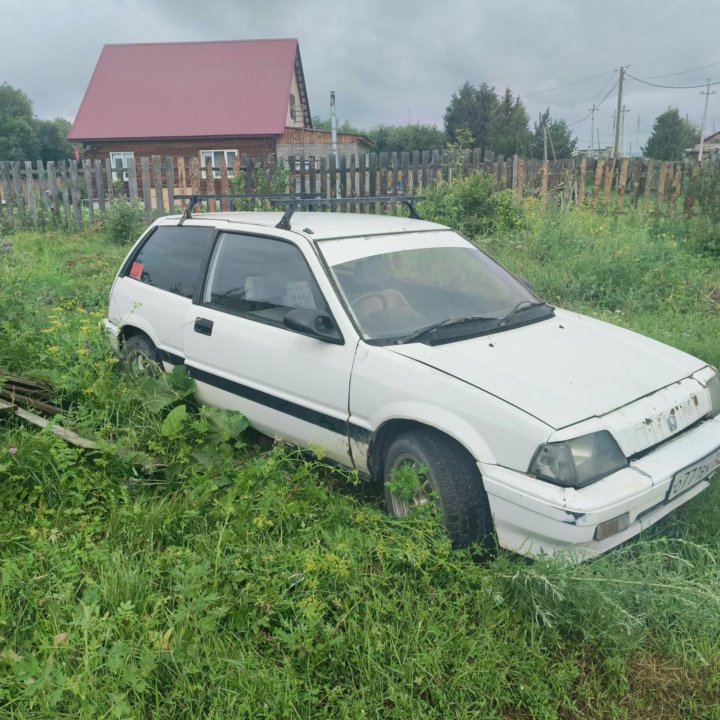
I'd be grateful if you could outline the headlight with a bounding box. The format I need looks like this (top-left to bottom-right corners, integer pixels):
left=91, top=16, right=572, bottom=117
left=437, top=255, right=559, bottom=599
left=708, top=372, right=720, bottom=415
left=529, top=431, right=627, bottom=488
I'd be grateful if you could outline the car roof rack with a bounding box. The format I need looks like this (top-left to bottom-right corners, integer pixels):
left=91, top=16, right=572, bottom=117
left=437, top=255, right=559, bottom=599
left=272, top=196, right=426, bottom=230
left=175, top=193, right=322, bottom=224
left=175, top=193, right=425, bottom=229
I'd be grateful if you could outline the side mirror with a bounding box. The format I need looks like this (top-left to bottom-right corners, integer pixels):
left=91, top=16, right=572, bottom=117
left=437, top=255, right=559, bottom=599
left=283, top=308, right=344, bottom=344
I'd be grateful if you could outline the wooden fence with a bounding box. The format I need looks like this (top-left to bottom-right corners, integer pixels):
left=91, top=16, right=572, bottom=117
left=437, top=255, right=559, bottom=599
left=0, top=152, right=698, bottom=231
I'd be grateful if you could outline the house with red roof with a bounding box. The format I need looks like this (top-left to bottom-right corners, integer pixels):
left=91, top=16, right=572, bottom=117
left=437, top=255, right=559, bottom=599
left=68, top=39, right=369, bottom=176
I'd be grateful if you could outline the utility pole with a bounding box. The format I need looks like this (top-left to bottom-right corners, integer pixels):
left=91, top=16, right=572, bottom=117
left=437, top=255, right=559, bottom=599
left=699, top=79, right=716, bottom=162
left=613, top=66, right=626, bottom=158
left=636, top=115, right=641, bottom=157
left=542, top=114, right=548, bottom=162
left=589, top=105, right=598, bottom=158
left=620, top=105, right=630, bottom=157
left=330, top=90, right=340, bottom=196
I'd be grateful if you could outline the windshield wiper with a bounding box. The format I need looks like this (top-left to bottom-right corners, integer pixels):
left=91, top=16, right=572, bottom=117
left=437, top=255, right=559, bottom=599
left=499, top=300, right=552, bottom=325
left=397, top=315, right=499, bottom=344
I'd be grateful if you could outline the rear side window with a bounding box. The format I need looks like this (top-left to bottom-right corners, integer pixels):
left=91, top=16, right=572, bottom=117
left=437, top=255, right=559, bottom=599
left=127, top=226, right=215, bottom=299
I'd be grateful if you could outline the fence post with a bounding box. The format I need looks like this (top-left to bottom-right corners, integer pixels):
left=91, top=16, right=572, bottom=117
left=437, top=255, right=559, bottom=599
left=24, top=161, right=37, bottom=224
left=219, top=156, right=230, bottom=211
left=105, top=158, right=114, bottom=203
left=81, top=160, right=94, bottom=224
left=69, top=161, right=83, bottom=229
left=166, top=157, right=176, bottom=213
left=615, top=158, right=629, bottom=214
left=655, top=162, right=669, bottom=210
left=58, top=160, right=71, bottom=225
left=0, top=161, right=14, bottom=229
left=94, top=160, right=105, bottom=213
left=46, top=161, right=59, bottom=221
left=602, top=159, right=614, bottom=211
left=577, top=157, right=586, bottom=206
left=515, top=158, right=524, bottom=199
left=540, top=160, right=548, bottom=208
left=152, top=155, right=164, bottom=216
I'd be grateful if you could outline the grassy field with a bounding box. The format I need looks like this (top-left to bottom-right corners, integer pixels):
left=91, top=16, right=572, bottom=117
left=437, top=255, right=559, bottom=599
left=1, top=203, right=720, bottom=719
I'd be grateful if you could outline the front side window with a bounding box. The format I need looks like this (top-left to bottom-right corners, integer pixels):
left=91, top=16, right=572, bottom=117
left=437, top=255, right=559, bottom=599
left=203, top=233, right=326, bottom=325
left=200, top=150, right=237, bottom=179
left=128, top=226, right=215, bottom=299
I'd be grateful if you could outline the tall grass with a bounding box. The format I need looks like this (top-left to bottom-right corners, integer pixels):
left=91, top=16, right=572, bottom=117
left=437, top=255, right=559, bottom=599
left=1, top=206, right=719, bottom=718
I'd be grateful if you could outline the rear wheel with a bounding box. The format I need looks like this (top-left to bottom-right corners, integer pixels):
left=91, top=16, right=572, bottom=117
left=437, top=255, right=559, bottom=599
left=122, top=333, right=162, bottom=375
left=383, top=429, right=494, bottom=549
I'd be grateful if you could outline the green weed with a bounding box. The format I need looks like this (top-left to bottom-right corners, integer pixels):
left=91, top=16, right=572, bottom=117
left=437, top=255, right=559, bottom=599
left=1, top=213, right=720, bottom=718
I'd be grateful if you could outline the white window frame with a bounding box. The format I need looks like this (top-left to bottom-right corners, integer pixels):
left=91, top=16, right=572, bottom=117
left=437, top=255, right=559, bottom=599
left=109, top=151, right=135, bottom=182
left=200, top=149, right=237, bottom=179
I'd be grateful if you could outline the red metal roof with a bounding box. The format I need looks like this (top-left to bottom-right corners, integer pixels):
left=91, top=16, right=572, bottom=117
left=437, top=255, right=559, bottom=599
left=69, top=39, right=300, bottom=141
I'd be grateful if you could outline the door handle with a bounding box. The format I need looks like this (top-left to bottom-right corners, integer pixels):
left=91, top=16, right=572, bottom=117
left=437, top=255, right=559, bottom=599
left=194, top=317, right=214, bottom=336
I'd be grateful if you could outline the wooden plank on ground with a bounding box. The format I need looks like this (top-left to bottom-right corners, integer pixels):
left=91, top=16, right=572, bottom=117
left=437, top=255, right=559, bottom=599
left=12, top=406, right=97, bottom=449
left=0, top=398, right=14, bottom=413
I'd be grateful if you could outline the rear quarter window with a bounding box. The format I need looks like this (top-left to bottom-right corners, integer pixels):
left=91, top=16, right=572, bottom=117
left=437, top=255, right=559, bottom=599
left=126, top=226, right=215, bottom=299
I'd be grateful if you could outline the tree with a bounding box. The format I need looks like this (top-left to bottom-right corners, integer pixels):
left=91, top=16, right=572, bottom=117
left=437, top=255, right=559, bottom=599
left=367, top=124, right=448, bottom=153
left=311, top=116, right=364, bottom=134
left=531, top=109, right=577, bottom=160
left=443, top=82, right=499, bottom=150
left=491, top=88, right=532, bottom=157
left=444, top=82, right=532, bottom=155
left=0, top=83, right=39, bottom=160
left=36, top=118, right=73, bottom=162
left=643, top=108, right=700, bottom=161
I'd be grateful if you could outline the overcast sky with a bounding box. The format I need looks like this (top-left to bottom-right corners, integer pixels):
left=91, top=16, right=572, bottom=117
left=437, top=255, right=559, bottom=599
left=3, top=0, right=720, bottom=154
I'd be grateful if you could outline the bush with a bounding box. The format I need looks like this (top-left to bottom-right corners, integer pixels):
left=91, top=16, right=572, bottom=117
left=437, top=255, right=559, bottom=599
left=686, top=159, right=720, bottom=257
left=419, top=171, right=525, bottom=238
left=103, top=198, right=145, bottom=245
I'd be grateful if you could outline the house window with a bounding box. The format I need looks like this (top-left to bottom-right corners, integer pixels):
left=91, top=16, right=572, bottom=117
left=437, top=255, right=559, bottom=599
left=109, top=151, right=135, bottom=182
left=200, top=150, right=237, bottom=179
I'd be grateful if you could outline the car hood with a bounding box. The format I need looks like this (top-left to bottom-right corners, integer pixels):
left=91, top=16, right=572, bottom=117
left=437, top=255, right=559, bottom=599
left=389, top=309, right=706, bottom=429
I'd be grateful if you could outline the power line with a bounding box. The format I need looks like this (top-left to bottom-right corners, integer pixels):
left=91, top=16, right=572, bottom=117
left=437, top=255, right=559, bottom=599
left=523, top=70, right=615, bottom=98
left=625, top=71, right=720, bottom=89
left=645, top=59, right=720, bottom=80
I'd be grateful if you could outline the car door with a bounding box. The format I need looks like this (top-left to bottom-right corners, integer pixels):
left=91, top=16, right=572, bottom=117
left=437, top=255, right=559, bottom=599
left=182, top=230, right=358, bottom=466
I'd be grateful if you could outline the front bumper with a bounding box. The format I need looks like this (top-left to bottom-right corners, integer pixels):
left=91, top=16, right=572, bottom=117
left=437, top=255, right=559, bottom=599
left=102, top=318, right=121, bottom=352
left=480, top=414, right=720, bottom=560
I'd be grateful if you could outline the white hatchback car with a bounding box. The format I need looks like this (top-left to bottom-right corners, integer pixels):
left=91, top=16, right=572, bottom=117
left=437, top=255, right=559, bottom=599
left=104, top=200, right=720, bottom=559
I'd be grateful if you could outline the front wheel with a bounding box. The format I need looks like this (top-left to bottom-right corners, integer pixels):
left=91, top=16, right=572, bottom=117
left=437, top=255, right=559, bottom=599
left=383, top=429, right=494, bottom=549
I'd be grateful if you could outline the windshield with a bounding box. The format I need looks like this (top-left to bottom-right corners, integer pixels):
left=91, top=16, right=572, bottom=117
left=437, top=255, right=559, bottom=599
left=321, top=231, right=550, bottom=343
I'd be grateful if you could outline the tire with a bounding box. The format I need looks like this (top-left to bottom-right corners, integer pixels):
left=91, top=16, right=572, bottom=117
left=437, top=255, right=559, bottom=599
left=122, top=333, right=162, bottom=375
left=383, top=429, right=494, bottom=550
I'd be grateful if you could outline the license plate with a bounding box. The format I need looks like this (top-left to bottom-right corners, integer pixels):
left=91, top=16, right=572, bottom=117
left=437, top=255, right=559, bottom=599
left=668, top=446, right=720, bottom=501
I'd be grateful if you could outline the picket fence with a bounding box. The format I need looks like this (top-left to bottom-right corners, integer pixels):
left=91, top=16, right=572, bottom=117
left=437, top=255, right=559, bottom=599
left=0, top=151, right=696, bottom=231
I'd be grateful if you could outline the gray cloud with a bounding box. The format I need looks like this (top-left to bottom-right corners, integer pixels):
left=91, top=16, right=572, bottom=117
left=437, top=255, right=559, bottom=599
left=1, top=0, right=719, bottom=152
